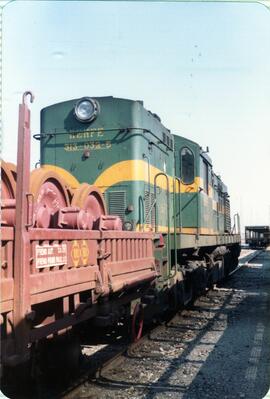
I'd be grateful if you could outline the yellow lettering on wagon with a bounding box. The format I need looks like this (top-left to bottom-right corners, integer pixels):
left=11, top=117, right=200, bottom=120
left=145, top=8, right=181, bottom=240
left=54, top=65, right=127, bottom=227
left=80, top=240, right=89, bottom=266
left=71, top=240, right=80, bottom=267
left=71, top=240, right=90, bottom=267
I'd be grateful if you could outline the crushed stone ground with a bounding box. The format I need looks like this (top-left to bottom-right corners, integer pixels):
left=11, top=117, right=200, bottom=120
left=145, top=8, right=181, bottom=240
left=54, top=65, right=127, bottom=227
left=77, top=249, right=270, bottom=399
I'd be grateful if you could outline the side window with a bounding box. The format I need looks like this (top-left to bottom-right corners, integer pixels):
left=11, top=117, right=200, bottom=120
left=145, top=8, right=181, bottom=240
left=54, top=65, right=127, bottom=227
left=202, top=160, right=209, bottom=194
left=180, top=147, right=194, bottom=184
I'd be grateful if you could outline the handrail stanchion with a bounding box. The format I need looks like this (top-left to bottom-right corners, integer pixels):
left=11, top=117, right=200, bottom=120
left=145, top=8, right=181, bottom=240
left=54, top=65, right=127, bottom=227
left=142, top=153, right=151, bottom=232
left=154, top=172, right=172, bottom=278
left=174, top=176, right=182, bottom=272
left=173, top=177, right=177, bottom=272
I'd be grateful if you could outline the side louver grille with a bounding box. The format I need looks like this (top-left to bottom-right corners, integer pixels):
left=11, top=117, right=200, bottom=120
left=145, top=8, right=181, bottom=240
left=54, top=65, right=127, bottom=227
left=108, top=191, right=126, bottom=221
left=145, top=191, right=155, bottom=226
left=225, top=198, right=231, bottom=232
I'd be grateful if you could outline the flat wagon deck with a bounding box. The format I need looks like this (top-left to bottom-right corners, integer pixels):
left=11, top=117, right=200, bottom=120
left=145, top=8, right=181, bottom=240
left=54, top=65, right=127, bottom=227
left=1, top=227, right=155, bottom=366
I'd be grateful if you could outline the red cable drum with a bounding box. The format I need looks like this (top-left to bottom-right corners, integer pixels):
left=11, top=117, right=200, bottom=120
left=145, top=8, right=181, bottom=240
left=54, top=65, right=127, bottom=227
left=30, top=168, right=70, bottom=228
left=1, top=160, right=16, bottom=226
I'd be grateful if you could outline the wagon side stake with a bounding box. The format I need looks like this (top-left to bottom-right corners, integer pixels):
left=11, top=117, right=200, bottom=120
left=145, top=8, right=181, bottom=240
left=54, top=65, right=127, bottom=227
left=9, top=91, right=34, bottom=366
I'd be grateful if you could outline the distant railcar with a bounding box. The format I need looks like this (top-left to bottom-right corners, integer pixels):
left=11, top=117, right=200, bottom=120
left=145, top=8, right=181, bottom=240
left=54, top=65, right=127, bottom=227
left=245, top=226, right=270, bottom=248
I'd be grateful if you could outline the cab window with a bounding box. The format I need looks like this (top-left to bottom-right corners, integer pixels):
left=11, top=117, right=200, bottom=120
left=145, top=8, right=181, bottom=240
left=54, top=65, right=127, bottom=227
left=180, top=147, right=194, bottom=184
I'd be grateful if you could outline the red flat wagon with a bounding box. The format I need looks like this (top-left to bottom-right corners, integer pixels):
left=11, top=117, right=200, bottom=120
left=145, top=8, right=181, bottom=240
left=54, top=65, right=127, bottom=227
left=1, top=92, right=156, bottom=369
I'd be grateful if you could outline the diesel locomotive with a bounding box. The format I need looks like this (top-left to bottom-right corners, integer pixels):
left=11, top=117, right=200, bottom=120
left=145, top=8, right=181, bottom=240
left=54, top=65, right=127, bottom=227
left=39, top=95, right=241, bottom=286
left=1, top=93, right=240, bottom=382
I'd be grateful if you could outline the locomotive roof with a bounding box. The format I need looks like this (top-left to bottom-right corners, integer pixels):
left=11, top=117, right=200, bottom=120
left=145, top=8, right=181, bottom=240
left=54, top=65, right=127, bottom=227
left=245, top=226, right=270, bottom=231
left=173, top=133, right=199, bottom=148
left=41, top=96, right=146, bottom=112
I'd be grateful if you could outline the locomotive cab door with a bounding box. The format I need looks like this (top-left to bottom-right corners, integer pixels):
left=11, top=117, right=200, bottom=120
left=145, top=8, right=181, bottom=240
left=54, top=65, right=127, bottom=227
left=174, top=136, right=200, bottom=234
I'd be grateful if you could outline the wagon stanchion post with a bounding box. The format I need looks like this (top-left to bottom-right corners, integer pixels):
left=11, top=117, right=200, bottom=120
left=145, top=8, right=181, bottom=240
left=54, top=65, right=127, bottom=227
left=11, top=91, right=34, bottom=365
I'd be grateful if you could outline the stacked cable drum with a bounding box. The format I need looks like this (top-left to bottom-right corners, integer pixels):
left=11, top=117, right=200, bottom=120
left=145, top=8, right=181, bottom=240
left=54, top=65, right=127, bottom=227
left=1, top=163, right=122, bottom=231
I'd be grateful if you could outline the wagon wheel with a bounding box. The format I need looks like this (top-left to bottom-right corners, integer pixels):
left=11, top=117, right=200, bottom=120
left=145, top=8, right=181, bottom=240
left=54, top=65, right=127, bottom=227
left=30, top=168, right=70, bottom=228
left=131, top=303, right=144, bottom=342
left=1, top=160, right=16, bottom=200
left=71, top=183, right=106, bottom=229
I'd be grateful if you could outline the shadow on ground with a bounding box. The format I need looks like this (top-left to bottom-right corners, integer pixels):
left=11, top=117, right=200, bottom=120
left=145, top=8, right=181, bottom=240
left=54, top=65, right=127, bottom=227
left=96, top=251, right=270, bottom=399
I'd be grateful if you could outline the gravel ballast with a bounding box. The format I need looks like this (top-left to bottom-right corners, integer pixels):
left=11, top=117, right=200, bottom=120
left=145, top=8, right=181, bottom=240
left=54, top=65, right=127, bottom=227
left=78, top=249, right=270, bottom=399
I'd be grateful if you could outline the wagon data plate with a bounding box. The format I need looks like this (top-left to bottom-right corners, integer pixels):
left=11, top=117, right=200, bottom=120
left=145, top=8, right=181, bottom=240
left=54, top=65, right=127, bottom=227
left=35, top=243, right=68, bottom=268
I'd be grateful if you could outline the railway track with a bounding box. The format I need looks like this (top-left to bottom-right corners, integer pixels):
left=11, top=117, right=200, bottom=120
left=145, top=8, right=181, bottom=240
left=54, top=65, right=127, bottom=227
left=58, top=249, right=263, bottom=399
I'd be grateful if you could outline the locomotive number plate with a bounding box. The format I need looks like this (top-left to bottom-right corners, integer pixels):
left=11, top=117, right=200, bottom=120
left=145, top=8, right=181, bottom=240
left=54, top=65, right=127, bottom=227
left=35, top=243, right=68, bottom=268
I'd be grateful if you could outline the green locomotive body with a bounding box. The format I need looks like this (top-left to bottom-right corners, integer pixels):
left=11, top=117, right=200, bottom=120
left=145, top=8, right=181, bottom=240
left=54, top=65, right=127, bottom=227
left=39, top=96, right=240, bottom=295
left=40, top=96, right=234, bottom=238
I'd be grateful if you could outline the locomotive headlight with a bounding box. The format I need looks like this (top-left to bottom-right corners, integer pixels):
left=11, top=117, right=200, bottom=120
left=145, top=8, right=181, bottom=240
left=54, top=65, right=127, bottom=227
left=74, top=97, right=99, bottom=123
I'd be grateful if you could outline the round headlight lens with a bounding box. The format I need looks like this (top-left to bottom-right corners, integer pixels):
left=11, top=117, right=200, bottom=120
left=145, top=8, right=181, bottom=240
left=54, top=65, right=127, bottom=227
left=75, top=97, right=99, bottom=123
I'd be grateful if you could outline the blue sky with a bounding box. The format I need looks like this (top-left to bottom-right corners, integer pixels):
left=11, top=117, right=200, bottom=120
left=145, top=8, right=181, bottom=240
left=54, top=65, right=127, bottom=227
left=2, top=1, right=270, bottom=231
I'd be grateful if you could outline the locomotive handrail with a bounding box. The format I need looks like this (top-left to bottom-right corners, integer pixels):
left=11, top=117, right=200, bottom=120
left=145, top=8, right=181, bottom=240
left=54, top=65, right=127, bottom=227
left=174, top=176, right=182, bottom=257
left=154, top=172, right=170, bottom=235
left=143, top=153, right=151, bottom=196
left=143, top=153, right=152, bottom=231
left=237, top=213, right=241, bottom=235
left=172, top=177, right=178, bottom=275
left=232, top=213, right=241, bottom=235
left=154, top=172, right=171, bottom=278
left=174, top=177, right=182, bottom=232
left=175, top=144, right=183, bottom=238
left=33, top=126, right=172, bottom=154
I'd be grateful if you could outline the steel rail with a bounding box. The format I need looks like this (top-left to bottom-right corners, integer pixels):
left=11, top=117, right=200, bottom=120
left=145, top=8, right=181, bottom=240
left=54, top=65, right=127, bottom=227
left=229, top=249, right=263, bottom=277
